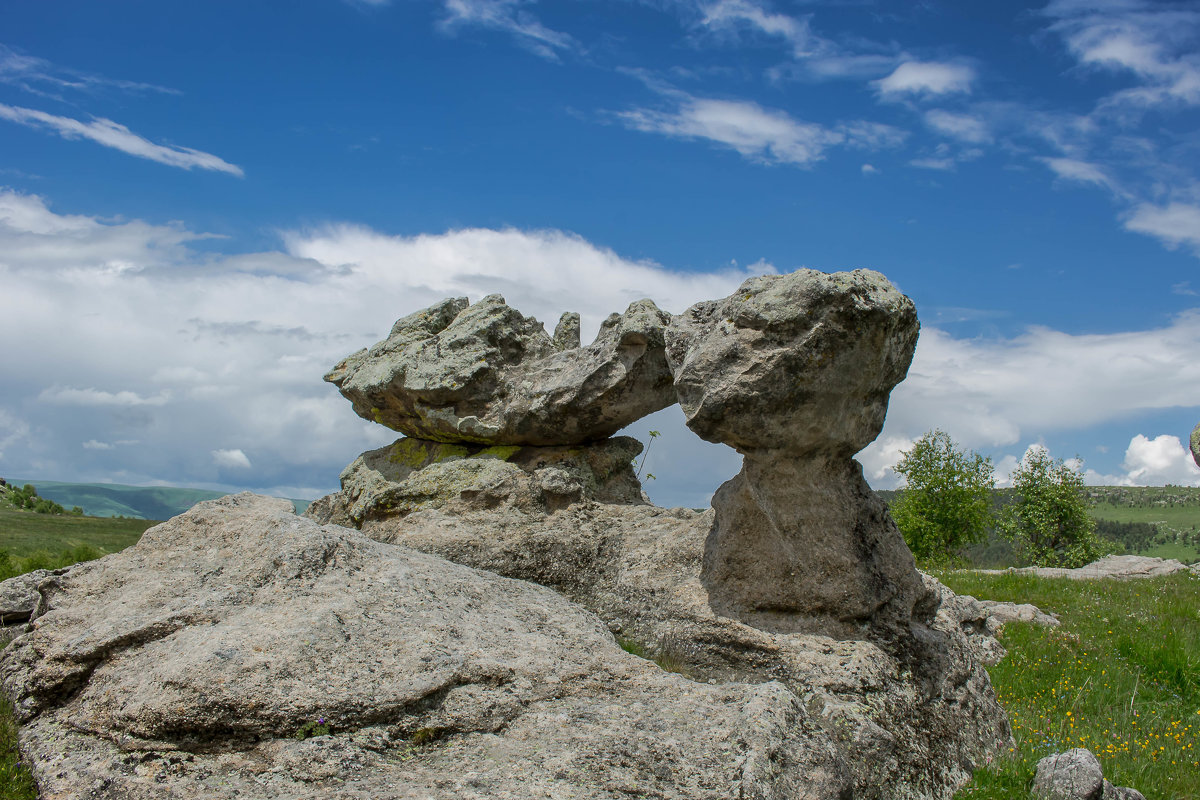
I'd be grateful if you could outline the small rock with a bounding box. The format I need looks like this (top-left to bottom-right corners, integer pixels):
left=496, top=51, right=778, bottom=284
left=1032, top=749, right=1105, bottom=800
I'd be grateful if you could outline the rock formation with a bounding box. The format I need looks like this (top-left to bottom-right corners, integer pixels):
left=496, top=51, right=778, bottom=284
left=1191, top=421, right=1200, bottom=468
left=325, top=294, right=675, bottom=445
left=2, top=268, right=1016, bottom=798
left=2, top=495, right=847, bottom=799
left=666, top=270, right=923, bottom=636
left=1032, top=748, right=1145, bottom=800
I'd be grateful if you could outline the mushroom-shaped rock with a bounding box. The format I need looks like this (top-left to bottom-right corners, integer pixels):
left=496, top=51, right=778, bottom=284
left=665, top=269, right=926, bottom=634
left=326, top=295, right=675, bottom=446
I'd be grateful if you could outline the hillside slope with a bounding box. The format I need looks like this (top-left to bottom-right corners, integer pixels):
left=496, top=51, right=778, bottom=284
left=6, top=480, right=308, bottom=520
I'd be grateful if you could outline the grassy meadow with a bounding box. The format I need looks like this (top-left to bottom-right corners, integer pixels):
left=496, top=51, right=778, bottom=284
left=943, top=570, right=1200, bottom=800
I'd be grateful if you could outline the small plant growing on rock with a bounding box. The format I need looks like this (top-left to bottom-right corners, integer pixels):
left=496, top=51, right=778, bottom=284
left=293, top=717, right=331, bottom=739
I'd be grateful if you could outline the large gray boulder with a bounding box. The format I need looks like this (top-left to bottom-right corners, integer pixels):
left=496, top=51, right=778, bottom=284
left=2, top=494, right=849, bottom=799
left=325, top=294, right=675, bottom=445
left=356, top=500, right=1012, bottom=799
left=665, top=270, right=925, bottom=635
left=305, top=435, right=645, bottom=527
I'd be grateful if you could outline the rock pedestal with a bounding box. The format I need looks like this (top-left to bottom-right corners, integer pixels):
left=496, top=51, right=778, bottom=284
left=666, top=269, right=925, bottom=633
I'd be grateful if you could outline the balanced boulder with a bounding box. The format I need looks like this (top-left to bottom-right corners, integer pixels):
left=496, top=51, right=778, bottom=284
left=665, top=269, right=924, bottom=635
left=325, top=294, right=675, bottom=445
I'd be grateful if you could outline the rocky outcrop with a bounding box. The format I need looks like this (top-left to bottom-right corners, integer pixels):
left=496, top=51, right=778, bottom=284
left=1033, top=748, right=1145, bottom=800
left=361, top=502, right=1012, bottom=798
left=324, top=294, right=675, bottom=445
left=928, top=574, right=1059, bottom=665
left=974, top=554, right=1199, bottom=580
left=0, top=269, right=1018, bottom=799
left=666, top=269, right=924, bottom=636
left=1192, top=422, right=1200, bottom=468
left=305, top=435, right=645, bottom=526
left=2, top=495, right=850, bottom=799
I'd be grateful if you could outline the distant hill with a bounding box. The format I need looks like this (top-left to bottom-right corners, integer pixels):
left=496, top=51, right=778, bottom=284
left=5, top=479, right=309, bottom=521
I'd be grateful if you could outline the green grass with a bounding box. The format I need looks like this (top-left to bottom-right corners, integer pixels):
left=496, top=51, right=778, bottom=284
left=0, top=507, right=154, bottom=561
left=0, top=693, right=36, bottom=800
left=940, top=570, right=1200, bottom=800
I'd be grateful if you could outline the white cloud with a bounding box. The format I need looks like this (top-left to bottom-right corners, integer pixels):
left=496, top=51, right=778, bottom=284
left=698, top=0, right=822, bottom=57
left=873, top=61, right=975, bottom=97
left=617, top=91, right=904, bottom=167
left=0, top=188, right=766, bottom=499
left=1120, top=434, right=1200, bottom=485
left=1040, top=156, right=1114, bottom=189
left=82, top=440, right=114, bottom=450
left=1123, top=202, right=1200, bottom=253
left=40, top=387, right=171, bottom=407
left=0, top=44, right=179, bottom=99
left=861, top=163, right=879, bottom=175
left=212, top=449, right=252, bottom=470
left=924, top=109, right=990, bottom=143
left=1045, top=0, right=1200, bottom=109
left=860, top=314, right=1200, bottom=486
left=0, top=103, right=243, bottom=175
left=619, top=95, right=843, bottom=166
left=439, top=0, right=575, bottom=61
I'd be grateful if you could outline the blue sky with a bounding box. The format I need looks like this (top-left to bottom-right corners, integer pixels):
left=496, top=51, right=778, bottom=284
left=1, top=0, right=1199, bottom=507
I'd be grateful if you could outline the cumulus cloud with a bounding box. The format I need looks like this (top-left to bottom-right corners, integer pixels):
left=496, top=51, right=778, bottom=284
left=860, top=315, right=1200, bottom=486
left=6, top=188, right=1200, bottom=503
left=212, top=449, right=252, bottom=470
left=0, top=188, right=764, bottom=500
left=438, top=0, right=575, bottom=61
left=873, top=61, right=975, bottom=97
left=0, top=104, right=243, bottom=175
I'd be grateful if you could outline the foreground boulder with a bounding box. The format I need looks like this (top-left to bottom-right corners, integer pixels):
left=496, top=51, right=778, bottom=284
left=666, top=269, right=924, bottom=636
left=2, top=494, right=849, bottom=799
left=325, top=294, right=675, bottom=445
left=1032, top=748, right=1145, bottom=800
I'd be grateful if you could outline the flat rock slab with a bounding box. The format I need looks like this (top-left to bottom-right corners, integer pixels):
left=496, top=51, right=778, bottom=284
left=974, top=554, right=1198, bottom=580
left=1, top=494, right=846, bottom=799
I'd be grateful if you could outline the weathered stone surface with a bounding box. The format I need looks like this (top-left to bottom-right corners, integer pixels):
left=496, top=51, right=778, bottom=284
left=665, top=269, right=919, bottom=456
left=1192, top=422, right=1200, bottom=469
left=1102, top=781, right=1147, bottom=800
left=3, top=494, right=851, bottom=799
left=357, top=501, right=1012, bottom=799
left=1031, top=748, right=1146, bottom=800
left=664, top=270, right=925, bottom=634
left=305, top=435, right=644, bottom=526
left=927, top=575, right=1059, bottom=666
left=1033, top=749, right=1105, bottom=799
left=325, top=294, right=675, bottom=445
left=975, top=554, right=1197, bottom=580
left=0, top=569, right=50, bottom=626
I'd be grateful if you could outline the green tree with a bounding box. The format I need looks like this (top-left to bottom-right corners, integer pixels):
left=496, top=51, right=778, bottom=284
left=999, top=448, right=1101, bottom=568
left=890, top=429, right=995, bottom=564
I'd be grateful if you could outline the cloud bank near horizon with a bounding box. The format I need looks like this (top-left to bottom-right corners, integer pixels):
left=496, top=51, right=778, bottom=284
left=1, top=188, right=1197, bottom=505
